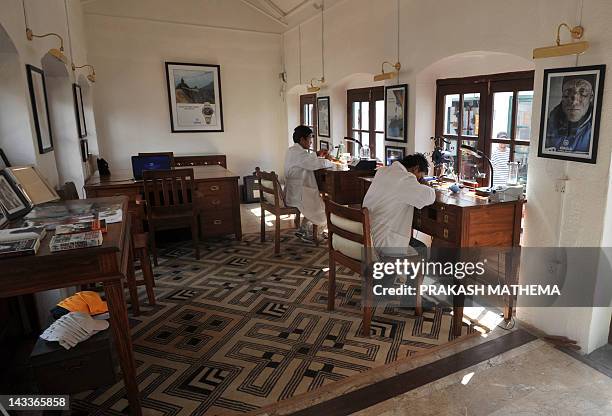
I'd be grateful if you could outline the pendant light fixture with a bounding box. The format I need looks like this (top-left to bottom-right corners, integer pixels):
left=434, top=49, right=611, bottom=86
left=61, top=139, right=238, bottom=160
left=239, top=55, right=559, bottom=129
left=307, top=1, right=325, bottom=93
left=374, top=0, right=401, bottom=82
left=23, top=0, right=68, bottom=64
left=64, top=0, right=96, bottom=83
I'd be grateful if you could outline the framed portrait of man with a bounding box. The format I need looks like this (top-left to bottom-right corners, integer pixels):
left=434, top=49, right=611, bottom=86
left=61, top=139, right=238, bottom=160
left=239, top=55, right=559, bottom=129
left=538, top=65, right=606, bottom=164
left=165, top=62, right=224, bottom=133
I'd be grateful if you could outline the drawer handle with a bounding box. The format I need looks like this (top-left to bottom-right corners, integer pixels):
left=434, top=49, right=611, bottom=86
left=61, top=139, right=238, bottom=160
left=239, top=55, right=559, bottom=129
left=443, top=214, right=449, bottom=223
left=212, top=199, right=221, bottom=205
left=190, top=162, right=195, bottom=166
left=210, top=185, right=219, bottom=191
left=213, top=219, right=222, bottom=225
left=204, top=162, right=209, bottom=165
left=443, top=228, right=449, bottom=239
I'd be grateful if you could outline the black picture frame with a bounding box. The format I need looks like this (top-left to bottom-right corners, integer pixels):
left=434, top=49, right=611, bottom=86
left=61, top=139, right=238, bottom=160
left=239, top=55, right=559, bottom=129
left=317, top=96, right=330, bottom=137
left=0, top=149, right=10, bottom=169
left=80, top=139, right=89, bottom=163
left=385, top=145, right=405, bottom=166
left=165, top=62, right=224, bottom=133
left=73, top=83, right=87, bottom=138
left=319, top=140, right=329, bottom=151
left=0, top=169, right=32, bottom=220
left=385, top=84, right=408, bottom=143
left=538, top=64, right=606, bottom=164
left=26, top=65, right=54, bottom=154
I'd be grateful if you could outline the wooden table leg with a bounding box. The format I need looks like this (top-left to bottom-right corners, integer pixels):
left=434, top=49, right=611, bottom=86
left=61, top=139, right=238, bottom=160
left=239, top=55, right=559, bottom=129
left=104, top=279, right=142, bottom=416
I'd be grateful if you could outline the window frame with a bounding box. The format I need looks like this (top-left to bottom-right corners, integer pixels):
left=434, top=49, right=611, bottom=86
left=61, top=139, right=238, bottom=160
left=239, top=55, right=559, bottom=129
left=435, top=70, right=535, bottom=185
left=299, top=93, right=317, bottom=150
left=346, top=86, right=384, bottom=156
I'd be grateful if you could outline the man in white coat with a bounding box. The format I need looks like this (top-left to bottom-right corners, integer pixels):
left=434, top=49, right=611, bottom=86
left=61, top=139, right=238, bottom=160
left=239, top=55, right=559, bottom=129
left=363, top=153, right=435, bottom=257
left=284, top=125, right=334, bottom=240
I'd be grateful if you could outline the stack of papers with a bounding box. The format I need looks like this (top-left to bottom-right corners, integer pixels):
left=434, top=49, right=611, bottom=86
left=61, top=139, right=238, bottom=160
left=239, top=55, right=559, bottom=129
left=40, top=312, right=109, bottom=350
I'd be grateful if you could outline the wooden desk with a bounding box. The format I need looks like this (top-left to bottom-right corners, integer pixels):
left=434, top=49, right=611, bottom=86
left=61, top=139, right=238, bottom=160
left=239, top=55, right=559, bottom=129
left=361, top=177, right=523, bottom=335
left=0, top=197, right=142, bottom=416
left=316, top=166, right=376, bottom=205
left=85, top=165, right=242, bottom=240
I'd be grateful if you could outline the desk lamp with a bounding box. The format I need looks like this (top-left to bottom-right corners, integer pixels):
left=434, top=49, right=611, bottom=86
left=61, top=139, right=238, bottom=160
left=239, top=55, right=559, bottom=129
left=460, top=144, right=494, bottom=193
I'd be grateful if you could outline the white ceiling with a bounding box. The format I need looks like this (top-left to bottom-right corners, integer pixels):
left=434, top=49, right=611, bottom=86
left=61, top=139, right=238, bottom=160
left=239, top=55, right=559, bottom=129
left=81, top=0, right=340, bottom=33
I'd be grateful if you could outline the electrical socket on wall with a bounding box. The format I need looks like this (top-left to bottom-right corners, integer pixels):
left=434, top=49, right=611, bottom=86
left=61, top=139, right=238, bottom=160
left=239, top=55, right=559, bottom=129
left=555, top=178, right=567, bottom=193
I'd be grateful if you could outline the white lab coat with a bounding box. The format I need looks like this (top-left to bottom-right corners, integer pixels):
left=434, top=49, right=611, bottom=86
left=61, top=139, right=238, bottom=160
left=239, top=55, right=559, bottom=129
left=284, top=143, right=333, bottom=226
left=363, top=161, right=436, bottom=256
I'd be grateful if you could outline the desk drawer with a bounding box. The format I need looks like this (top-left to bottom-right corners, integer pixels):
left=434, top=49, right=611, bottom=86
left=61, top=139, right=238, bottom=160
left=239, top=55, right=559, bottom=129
left=86, top=186, right=141, bottom=200
left=199, top=180, right=233, bottom=196
left=433, top=223, right=458, bottom=243
left=200, top=212, right=235, bottom=236
left=198, top=192, right=233, bottom=211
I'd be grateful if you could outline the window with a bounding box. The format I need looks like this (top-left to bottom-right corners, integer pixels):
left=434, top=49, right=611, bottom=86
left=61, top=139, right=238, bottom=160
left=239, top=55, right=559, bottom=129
left=436, top=71, right=534, bottom=187
left=300, top=94, right=317, bottom=150
left=347, top=87, right=384, bottom=160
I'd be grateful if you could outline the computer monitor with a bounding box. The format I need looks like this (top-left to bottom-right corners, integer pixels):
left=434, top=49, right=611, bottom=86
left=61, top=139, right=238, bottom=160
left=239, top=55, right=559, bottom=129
left=131, top=155, right=172, bottom=180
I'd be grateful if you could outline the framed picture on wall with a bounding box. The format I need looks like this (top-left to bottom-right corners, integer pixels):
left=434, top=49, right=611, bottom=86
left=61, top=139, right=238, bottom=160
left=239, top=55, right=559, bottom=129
left=165, top=62, right=224, bottom=133
left=0, top=205, right=7, bottom=229
left=73, top=83, right=87, bottom=138
left=385, top=84, right=408, bottom=142
left=80, top=139, right=89, bottom=163
left=319, top=140, right=329, bottom=151
left=0, top=149, right=10, bottom=169
left=0, top=170, right=32, bottom=220
left=26, top=65, right=53, bottom=154
left=538, top=64, right=606, bottom=164
left=317, top=96, right=330, bottom=137
left=385, top=145, right=405, bottom=166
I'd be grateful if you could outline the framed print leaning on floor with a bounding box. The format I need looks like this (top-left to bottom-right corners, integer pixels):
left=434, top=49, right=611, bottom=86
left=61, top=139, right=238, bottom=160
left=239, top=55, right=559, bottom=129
left=165, top=62, right=224, bottom=133
left=538, top=64, right=606, bottom=164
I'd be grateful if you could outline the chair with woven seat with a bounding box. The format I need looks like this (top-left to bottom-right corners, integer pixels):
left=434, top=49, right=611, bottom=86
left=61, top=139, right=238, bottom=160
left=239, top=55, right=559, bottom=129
left=254, top=167, right=318, bottom=255
left=143, top=168, right=200, bottom=266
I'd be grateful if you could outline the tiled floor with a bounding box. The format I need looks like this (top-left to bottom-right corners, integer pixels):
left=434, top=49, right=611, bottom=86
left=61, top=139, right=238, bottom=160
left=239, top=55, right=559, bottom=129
left=353, top=339, right=612, bottom=416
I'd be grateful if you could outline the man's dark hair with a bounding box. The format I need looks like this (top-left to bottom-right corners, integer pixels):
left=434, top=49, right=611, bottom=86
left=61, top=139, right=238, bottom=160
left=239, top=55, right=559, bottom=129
left=293, top=125, right=313, bottom=143
left=400, top=153, right=429, bottom=173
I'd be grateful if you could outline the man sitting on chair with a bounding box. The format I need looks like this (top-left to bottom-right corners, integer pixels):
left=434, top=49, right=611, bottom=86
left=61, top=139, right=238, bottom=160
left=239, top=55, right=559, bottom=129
left=284, top=125, right=334, bottom=241
left=363, top=153, right=435, bottom=256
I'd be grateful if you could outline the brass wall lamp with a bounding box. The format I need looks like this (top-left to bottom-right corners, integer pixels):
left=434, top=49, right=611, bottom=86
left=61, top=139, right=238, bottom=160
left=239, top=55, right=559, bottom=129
left=72, top=63, right=96, bottom=83
left=533, top=23, right=589, bottom=59
left=373, top=61, right=401, bottom=81
left=307, top=77, right=324, bottom=93
left=25, top=28, right=68, bottom=64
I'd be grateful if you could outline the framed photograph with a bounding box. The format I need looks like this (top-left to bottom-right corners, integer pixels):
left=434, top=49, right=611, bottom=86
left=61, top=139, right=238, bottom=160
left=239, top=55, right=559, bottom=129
left=73, top=83, right=87, bottom=138
left=80, top=139, right=89, bottom=163
left=538, top=65, right=606, bottom=164
left=317, top=96, right=330, bottom=137
left=385, top=145, right=405, bottom=166
left=165, top=62, right=224, bottom=133
left=0, top=205, right=7, bottom=229
left=385, top=84, right=408, bottom=142
left=26, top=65, right=53, bottom=154
left=319, top=140, right=329, bottom=151
left=0, top=149, right=10, bottom=169
left=0, top=170, right=32, bottom=220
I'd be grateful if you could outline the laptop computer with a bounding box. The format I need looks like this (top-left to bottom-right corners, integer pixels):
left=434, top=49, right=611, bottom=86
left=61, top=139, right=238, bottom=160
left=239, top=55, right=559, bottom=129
left=131, top=155, right=172, bottom=180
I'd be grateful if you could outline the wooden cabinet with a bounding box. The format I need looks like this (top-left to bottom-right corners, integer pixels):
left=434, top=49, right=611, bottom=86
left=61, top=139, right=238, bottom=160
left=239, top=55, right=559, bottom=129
left=174, top=155, right=227, bottom=168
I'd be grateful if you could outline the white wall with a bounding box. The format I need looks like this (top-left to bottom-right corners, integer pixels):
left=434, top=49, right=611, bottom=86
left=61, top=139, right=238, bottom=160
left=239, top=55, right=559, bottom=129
left=84, top=14, right=285, bottom=179
left=283, top=0, right=612, bottom=353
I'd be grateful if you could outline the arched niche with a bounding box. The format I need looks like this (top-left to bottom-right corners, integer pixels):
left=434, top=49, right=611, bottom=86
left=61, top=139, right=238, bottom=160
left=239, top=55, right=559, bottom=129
left=413, top=51, right=535, bottom=155
left=0, top=24, right=37, bottom=168
left=41, top=52, right=86, bottom=197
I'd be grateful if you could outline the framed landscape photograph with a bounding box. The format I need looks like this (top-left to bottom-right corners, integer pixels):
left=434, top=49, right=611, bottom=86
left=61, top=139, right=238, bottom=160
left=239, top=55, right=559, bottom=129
left=26, top=65, right=53, bottom=154
left=385, top=145, right=405, bottom=166
left=0, top=170, right=32, bottom=219
left=538, top=64, right=606, bottom=164
left=165, top=62, right=224, bottom=133
left=319, top=140, right=329, bottom=151
left=385, top=84, right=408, bottom=142
left=73, top=83, right=87, bottom=138
left=317, top=96, right=330, bottom=137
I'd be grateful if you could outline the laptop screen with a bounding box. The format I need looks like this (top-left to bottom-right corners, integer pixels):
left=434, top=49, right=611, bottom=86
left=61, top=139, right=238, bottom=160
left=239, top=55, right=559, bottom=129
left=131, top=155, right=172, bottom=180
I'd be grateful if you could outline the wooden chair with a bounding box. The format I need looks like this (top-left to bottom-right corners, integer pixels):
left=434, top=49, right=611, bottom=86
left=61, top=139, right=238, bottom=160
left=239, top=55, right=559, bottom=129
left=143, top=169, right=200, bottom=266
left=254, top=167, right=318, bottom=255
left=138, top=152, right=175, bottom=167
left=324, top=197, right=374, bottom=336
